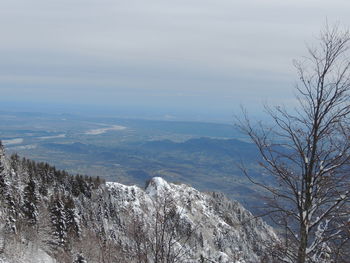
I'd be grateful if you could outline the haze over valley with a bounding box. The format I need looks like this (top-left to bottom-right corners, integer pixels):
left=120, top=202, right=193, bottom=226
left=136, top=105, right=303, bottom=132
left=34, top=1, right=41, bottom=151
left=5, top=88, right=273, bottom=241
left=0, top=110, right=265, bottom=211
left=1, top=0, right=350, bottom=262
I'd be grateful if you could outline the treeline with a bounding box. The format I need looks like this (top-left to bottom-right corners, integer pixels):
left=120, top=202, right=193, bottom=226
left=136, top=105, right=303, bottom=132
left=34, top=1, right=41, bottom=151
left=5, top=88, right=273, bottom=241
left=0, top=141, right=277, bottom=263
left=0, top=141, right=105, bottom=262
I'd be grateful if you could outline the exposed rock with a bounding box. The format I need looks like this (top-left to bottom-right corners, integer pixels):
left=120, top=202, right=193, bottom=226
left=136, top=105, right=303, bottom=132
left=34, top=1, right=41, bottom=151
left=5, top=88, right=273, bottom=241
left=0, top=146, right=276, bottom=262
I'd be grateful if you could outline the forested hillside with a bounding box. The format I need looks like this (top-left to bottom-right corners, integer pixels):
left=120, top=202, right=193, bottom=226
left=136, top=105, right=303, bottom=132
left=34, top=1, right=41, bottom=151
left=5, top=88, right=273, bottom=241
left=0, top=142, right=276, bottom=262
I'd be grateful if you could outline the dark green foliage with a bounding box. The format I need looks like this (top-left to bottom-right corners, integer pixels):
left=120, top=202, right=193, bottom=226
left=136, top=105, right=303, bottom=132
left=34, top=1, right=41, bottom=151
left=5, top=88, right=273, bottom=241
left=0, top=174, right=5, bottom=196
left=38, top=183, right=48, bottom=196
left=0, top=146, right=104, bottom=253
left=72, top=175, right=91, bottom=198
left=63, top=195, right=80, bottom=238
left=0, top=158, right=6, bottom=197
left=49, top=193, right=67, bottom=247
left=92, top=176, right=101, bottom=189
left=49, top=193, right=83, bottom=248
left=10, top=153, right=20, bottom=172
left=73, top=253, right=87, bottom=263
left=94, top=176, right=105, bottom=186
left=23, top=176, right=38, bottom=225
left=5, top=191, right=18, bottom=233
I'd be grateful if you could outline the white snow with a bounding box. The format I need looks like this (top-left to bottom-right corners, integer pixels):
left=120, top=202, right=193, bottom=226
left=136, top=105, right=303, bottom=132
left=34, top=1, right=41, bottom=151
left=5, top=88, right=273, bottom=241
left=105, top=177, right=277, bottom=262
left=0, top=243, right=56, bottom=263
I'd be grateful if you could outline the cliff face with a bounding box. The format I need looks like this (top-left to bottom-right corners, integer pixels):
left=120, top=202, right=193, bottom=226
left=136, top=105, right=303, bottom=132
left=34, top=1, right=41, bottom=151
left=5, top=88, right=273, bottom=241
left=0, top=145, right=276, bottom=263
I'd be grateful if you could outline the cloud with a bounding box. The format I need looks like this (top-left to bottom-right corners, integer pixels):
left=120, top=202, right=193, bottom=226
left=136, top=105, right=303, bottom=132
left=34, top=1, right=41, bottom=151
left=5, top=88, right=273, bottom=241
left=0, top=0, right=350, bottom=119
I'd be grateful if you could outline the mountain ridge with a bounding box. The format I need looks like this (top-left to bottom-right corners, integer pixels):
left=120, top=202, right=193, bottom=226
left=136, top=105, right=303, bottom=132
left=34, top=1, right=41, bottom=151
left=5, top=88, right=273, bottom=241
left=0, top=143, right=277, bottom=262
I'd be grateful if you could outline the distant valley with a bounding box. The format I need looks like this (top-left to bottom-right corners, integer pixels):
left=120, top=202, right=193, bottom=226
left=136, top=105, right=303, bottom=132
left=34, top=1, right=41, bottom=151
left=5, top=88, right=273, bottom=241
left=0, top=111, right=265, bottom=211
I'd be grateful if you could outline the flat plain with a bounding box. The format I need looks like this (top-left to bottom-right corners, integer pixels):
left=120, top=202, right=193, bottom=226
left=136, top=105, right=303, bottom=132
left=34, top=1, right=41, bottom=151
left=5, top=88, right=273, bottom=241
left=0, top=111, right=268, bottom=211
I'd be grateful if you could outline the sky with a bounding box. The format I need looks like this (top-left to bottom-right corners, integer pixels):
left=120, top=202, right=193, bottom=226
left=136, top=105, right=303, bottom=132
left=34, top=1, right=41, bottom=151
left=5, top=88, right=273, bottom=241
left=1, top=0, right=350, bottom=122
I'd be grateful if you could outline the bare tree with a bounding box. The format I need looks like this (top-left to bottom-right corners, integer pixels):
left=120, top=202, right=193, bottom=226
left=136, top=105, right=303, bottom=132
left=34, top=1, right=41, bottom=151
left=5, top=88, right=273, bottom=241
left=130, top=189, right=195, bottom=263
left=238, top=24, right=350, bottom=263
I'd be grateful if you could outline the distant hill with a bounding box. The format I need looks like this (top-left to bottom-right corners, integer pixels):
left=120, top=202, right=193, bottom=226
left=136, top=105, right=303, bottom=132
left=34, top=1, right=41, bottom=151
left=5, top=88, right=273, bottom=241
left=140, top=137, right=258, bottom=158
left=0, top=111, right=264, bottom=211
left=39, top=137, right=267, bottom=212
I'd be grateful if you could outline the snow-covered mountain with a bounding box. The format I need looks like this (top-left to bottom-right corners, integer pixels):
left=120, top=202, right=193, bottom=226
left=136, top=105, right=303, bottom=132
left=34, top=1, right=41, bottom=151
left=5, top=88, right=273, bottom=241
left=0, top=143, right=276, bottom=263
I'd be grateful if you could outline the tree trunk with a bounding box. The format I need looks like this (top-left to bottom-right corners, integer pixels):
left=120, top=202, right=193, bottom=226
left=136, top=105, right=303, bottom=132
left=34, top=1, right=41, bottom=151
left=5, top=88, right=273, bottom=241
left=297, top=224, right=308, bottom=263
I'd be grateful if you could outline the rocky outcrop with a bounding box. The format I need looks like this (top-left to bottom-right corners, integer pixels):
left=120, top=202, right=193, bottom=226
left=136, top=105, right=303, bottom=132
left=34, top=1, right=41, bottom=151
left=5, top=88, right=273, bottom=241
left=0, top=145, right=276, bottom=262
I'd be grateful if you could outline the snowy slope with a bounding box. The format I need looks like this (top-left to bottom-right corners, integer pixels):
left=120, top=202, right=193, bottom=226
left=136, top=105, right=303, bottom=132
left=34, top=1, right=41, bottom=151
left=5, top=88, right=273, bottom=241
left=103, top=177, right=277, bottom=262
left=0, top=144, right=276, bottom=263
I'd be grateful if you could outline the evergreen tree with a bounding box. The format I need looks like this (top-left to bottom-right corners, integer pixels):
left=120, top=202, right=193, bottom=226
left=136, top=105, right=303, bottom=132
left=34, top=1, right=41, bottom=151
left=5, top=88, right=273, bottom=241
left=63, top=196, right=80, bottom=238
left=23, top=175, right=38, bottom=225
left=93, top=176, right=102, bottom=189
left=73, top=253, right=87, bottom=263
left=0, top=142, right=7, bottom=196
left=0, top=147, right=20, bottom=233
left=10, top=153, right=19, bottom=172
left=5, top=191, right=18, bottom=233
left=49, top=194, right=67, bottom=247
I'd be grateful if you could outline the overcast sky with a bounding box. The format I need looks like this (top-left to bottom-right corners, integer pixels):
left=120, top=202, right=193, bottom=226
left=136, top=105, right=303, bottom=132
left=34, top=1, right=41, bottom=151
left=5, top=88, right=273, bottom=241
left=1, top=0, right=350, bottom=121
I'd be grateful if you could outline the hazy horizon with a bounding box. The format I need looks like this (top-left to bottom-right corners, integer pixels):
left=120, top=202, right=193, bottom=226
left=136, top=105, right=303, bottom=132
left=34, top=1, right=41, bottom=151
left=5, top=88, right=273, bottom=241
left=1, top=0, right=350, bottom=122
left=0, top=99, right=279, bottom=124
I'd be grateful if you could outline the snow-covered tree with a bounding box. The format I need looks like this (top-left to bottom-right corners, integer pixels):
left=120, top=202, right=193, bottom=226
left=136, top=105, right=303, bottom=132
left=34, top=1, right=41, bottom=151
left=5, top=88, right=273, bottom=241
left=5, top=189, right=19, bottom=234
left=0, top=141, right=7, bottom=196
left=63, top=195, right=81, bottom=238
left=22, top=175, right=38, bottom=225
left=73, top=252, right=87, bottom=263
left=130, top=188, right=194, bottom=263
left=49, top=194, right=67, bottom=247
